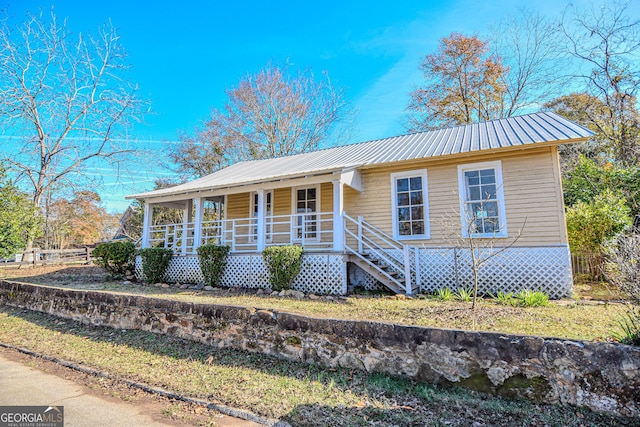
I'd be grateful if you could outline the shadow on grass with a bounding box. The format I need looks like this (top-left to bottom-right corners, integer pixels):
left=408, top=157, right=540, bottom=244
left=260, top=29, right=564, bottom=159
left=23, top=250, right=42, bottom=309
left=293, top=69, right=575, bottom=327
left=0, top=305, right=635, bottom=427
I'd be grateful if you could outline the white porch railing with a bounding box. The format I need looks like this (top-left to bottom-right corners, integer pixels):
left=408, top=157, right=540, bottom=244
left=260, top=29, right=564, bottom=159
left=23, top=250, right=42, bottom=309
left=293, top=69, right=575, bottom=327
left=343, top=212, right=417, bottom=294
left=147, top=212, right=334, bottom=254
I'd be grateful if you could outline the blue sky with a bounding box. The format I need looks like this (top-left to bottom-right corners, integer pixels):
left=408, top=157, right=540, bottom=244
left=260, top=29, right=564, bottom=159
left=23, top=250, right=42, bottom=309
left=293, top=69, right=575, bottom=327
left=4, top=0, right=638, bottom=212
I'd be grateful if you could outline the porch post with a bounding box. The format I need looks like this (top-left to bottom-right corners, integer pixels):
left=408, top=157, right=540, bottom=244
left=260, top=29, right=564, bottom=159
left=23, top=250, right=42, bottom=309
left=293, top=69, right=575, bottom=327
left=193, top=197, right=204, bottom=250
left=141, top=200, right=153, bottom=248
left=256, top=189, right=266, bottom=251
left=332, top=179, right=344, bottom=252
left=181, top=200, right=192, bottom=255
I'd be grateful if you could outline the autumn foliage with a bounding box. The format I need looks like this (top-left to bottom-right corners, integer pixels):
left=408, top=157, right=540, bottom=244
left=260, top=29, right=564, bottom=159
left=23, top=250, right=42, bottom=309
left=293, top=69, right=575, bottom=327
left=407, top=33, right=507, bottom=131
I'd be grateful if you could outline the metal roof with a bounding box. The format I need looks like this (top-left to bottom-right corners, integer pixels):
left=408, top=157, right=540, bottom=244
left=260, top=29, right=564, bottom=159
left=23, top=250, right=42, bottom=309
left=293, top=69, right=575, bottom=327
left=129, top=111, right=593, bottom=200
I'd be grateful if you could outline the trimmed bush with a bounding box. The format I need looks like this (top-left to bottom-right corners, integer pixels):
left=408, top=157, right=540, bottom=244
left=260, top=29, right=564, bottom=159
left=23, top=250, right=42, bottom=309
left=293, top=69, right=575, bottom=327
left=92, top=241, right=135, bottom=278
left=262, top=245, right=304, bottom=291
left=197, top=244, right=230, bottom=287
left=138, top=248, right=173, bottom=283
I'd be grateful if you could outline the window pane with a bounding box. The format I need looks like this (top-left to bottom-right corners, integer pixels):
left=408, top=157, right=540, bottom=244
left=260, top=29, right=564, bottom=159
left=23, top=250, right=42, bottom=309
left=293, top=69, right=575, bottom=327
left=480, top=169, right=496, bottom=184
left=297, top=201, right=306, bottom=211
left=411, top=206, right=424, bottom=221
left=484, top=219, right=498, bottom=233
left=308, top=200, right=316, bottom=211
left=465, top=171, right=479, bottom=185
left=409, top=176, right=422, bottom=191
left=399, top=222, right=411, bottom=235
left=410, top=191, right=423, bottom=205
left=398, top=207, right=409, bottom=221
left=307, top=188, right=316, bottom=199
left=297, top=189, right=305, bottom=201
left=468, top=186, right=480, bottom=201
left=396, top=178, right=409, bottom=192
left=482, top=185, right=496, bottom=200
left=397, top=193, right=409, bottom=206
left=485, top=201, right=499, bottom=217
left=412, top=221, right=425, bottom=235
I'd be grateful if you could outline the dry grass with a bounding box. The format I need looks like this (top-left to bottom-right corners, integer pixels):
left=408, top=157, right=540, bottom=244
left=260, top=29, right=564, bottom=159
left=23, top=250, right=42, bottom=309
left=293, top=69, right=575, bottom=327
left=0, top=265, right=625, bottom=341
left=0, top=306, right=634, bottom=426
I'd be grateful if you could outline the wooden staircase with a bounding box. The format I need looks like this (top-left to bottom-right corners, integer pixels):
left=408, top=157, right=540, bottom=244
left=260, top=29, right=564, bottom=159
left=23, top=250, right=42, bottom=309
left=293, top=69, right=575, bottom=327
left=343, top=213, right=419, bottom=295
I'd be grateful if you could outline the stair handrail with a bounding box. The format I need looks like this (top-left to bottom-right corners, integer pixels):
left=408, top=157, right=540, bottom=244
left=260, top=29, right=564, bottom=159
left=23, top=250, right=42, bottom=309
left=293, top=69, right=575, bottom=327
left=343, top=212, right=417, bottom=294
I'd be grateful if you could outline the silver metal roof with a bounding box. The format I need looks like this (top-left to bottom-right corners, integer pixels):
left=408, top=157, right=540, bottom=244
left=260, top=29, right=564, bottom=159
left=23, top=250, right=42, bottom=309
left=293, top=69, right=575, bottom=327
left=129, top=111, right=592, bottom=200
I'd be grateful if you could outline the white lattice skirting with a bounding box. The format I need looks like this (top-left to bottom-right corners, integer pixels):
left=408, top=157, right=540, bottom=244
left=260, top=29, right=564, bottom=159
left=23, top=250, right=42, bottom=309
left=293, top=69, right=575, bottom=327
left=135, top=253, right=347, bottom=295
left=349, top=245, right=573, bottom=299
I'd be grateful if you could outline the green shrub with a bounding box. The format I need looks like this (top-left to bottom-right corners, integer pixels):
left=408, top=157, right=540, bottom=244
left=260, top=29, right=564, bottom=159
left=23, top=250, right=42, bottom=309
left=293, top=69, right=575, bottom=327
left=456, top=287, right=472, bottom=302
left=491, top=291, right=516, bottom=306
left=138, top=248, right=174, bottom=283
left=92, top=241, right=136, bottom=278
left=197, top=244, right=230, bottom=287
left=515, top=289, right=549, bottom=307
left=434, top=287, right=454, bottom=301
left=613, top=307, right=640, bottom=346
left=262, top=245, right=304, bottom=291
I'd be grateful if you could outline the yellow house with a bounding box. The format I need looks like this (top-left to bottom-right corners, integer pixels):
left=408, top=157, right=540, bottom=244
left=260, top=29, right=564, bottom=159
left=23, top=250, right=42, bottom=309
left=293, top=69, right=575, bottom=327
left=128, top=112, right=592, bottom=297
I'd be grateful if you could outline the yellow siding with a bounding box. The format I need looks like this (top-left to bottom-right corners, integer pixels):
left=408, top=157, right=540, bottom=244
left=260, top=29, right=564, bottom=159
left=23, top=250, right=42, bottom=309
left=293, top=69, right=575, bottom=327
left=320, top=182, right=334, bottom=242
left=272, top=188, right=292, bottom=244
left=226, top=192, right=250, bottom=219
left=344, top=147, right=567, bottom=247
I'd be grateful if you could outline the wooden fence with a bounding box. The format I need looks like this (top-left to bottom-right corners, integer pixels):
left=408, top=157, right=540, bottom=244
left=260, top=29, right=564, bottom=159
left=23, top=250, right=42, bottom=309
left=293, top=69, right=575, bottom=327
left=571, top=252, right=605, bottom=281
left=0, top=248, right=93, bottom=267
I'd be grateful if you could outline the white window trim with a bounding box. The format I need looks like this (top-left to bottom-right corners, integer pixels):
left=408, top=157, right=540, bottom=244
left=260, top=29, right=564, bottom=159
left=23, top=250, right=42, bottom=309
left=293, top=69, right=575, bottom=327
left=390, top=169, right=430, bottom=240
left=457, top=160, right=508, bottom=238
left=249, top=190, right=273, bottom=243
left=291, top=185, right=321, bottom=243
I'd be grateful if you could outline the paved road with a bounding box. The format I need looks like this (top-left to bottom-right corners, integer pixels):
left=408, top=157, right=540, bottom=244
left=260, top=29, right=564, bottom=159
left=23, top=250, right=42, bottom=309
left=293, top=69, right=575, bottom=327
left=0, top=352, right=260, bottom=426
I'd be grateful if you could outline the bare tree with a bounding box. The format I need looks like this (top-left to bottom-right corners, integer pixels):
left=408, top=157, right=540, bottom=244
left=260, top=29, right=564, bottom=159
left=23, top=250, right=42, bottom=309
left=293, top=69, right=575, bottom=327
left=0, top=10, right=148, bottom=212
left=442, top=180, right=525, bottom=311
left=172, top=64, right=352, bottom=179
left=490, top=8, right=563, bottom=117
left=559, top=1, right=640, bottom=166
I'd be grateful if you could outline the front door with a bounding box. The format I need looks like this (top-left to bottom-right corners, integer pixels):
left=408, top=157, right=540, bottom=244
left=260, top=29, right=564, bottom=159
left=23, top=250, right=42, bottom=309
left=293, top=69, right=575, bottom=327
left=294, top=187, right=318, bottom=242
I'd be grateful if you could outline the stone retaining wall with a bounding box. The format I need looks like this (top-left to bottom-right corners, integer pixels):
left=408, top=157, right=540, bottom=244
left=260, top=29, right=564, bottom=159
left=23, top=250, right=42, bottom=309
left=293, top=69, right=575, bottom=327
left=0, top=280, right=638, bottom=417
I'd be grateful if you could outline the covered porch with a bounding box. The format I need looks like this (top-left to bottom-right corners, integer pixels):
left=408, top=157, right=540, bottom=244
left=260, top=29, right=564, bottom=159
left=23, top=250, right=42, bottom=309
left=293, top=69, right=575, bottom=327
left=138, top=166, right=364, bottom=255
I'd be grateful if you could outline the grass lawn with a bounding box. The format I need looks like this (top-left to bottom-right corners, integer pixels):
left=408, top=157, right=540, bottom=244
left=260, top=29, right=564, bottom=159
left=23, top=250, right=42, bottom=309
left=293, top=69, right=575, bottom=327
left=0, top=306, right=635, bottom=426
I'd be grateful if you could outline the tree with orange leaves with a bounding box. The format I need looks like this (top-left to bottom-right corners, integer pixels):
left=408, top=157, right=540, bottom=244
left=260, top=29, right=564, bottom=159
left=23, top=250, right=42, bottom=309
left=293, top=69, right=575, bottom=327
left=406, top=33, right=508, bottom=132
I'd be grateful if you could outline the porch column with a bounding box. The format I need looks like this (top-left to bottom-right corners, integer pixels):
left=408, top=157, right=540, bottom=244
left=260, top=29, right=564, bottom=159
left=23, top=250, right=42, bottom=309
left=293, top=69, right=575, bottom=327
left=256, top=189, right=266, bottom=251
left=141, top=200, right=154, bottom=248
left=181, top=200, right=193, bottom=255
left=332, top=179, right=344, bottom=251
left=193, top=197, right=204, bottom=250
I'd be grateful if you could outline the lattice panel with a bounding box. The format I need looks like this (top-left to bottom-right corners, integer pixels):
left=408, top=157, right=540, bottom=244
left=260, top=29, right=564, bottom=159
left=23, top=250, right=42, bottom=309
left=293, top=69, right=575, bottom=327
left=415, top=246, right=572, bottom=298
left=354, top=246, right=572, bottom=298
left=293, top=254, right=346, bottom=295
left=134, top=256, right=204, bottom=284
left=136, top=254, right=347, bottom=295
left=221, top=255, right=269, bottom=289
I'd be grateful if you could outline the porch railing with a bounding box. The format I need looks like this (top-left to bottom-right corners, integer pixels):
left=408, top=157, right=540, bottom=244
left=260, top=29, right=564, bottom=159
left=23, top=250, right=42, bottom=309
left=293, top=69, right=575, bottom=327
left=343, top=212, right=417, bottom=294
left=147, top=212, right=334, bottom=254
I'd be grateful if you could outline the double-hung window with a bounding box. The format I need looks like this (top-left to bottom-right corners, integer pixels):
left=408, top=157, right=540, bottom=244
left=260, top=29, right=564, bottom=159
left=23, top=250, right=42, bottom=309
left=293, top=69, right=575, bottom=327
left=458, top=161, right=507, bottom=238
left=391, top=170, right=429, bottom=240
